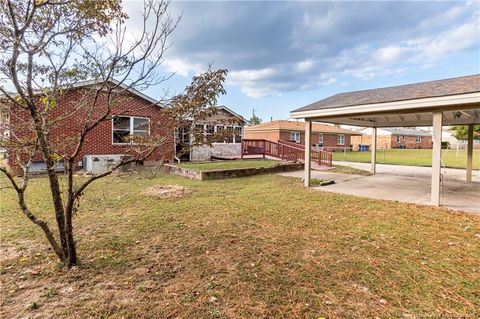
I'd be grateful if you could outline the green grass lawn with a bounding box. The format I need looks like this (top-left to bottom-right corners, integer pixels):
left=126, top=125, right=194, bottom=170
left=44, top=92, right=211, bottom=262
left=177, top=159, right=278, bottom=171
left=1, top=173, right=479, bottom=318
left=333, top=149, right=480, bottom=169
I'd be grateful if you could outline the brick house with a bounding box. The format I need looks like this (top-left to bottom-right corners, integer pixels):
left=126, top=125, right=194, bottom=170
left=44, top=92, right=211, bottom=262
left=244, top=120, right=361, bottom=151
left=351, top=127, right=432, bottom=150
left=5, top=81, right=174, bottom=175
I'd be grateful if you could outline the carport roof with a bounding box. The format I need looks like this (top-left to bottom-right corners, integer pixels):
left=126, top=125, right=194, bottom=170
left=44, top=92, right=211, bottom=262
left=292, top=74, right=480, bottom=113
left=290, top=74, right=480, bottom=127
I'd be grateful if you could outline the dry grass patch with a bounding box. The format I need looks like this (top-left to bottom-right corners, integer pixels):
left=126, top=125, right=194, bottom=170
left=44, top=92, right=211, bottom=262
left=1, top=173, right=479, bottom=318
left=143, top=185, right=190, bottom=198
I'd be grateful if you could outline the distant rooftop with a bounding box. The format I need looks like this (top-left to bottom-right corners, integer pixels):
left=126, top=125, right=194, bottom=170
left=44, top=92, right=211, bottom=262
left=245, top=120, right=361, bottom=135
left=381, top=127, right=432, bottom=137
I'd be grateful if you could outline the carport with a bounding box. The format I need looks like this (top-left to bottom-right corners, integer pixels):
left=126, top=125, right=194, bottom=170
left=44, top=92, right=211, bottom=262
left=290, top=75, right=480, bottom=206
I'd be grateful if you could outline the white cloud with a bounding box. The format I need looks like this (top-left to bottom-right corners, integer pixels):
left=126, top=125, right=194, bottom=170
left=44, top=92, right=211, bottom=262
left=373, top=46, right=407, bottom=65
left=163, top=57, right=203, bottom=77
left=415, top=17, right=480, bottom=60
left=294, top=60, right=316, bottom=73
left=229, top=67, right=277, bottom=82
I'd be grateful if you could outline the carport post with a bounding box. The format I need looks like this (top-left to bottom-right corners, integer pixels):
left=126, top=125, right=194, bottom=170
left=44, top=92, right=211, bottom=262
left=304, top=120, right=312, bottom=187
left=371, top=127, right=377, bottom=174
left=431, top=112, right=443, bottom=206
left=466, top=124, right=474, bottom=183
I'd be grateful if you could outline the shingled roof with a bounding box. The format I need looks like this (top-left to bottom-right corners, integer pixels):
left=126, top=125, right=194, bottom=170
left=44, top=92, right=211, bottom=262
left=245, top=120, right=361, bottom=135
left=292, top=74, right=480, bottom=113
left=381, top=128, right=432, bottom=137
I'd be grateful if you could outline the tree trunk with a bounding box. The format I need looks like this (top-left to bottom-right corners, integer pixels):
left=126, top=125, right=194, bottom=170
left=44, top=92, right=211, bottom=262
left=65, top=208, right=77, bottom=266
left=30, top=121, right=69, bottom=260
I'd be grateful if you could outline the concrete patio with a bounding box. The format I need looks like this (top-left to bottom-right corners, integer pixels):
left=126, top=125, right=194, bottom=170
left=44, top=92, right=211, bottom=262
left=279, top=162, right=480, bottom=214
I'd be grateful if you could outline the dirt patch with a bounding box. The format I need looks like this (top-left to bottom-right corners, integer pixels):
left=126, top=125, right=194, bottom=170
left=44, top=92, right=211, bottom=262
left=143, top=185, right=190, bottom=198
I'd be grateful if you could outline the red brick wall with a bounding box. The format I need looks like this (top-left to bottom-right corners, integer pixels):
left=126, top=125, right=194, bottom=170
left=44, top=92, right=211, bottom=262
left=391, top=135, right=432, bottom=149
left=351, top=134, right=432, bottom=149
left=352, top=135, right=392, bottom=149
left=244, top=129, right=352, bottom=150
left=8, top=88, right=174, bottom=173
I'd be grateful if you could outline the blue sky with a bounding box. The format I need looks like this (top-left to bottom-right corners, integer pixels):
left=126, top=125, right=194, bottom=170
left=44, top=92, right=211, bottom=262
left=125, top=1, right=480, bottom=121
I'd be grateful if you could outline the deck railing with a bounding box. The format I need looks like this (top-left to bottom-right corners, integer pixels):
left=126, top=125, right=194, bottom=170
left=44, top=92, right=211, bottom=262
left=241, top=139, right=333, bottom=167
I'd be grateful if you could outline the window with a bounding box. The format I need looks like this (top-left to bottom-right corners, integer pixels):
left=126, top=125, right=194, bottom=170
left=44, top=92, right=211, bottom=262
left=226, top=126, right=234, bottom=143
left=396, top=135, right=401, bottom=143
left=318, top=133, right=323, bottom=144
left=416, top=136, right=422, bottom=143
left=177, top=125, right=190, bottom=144
left=205, top=124, right=215, bottom=141
left=337, top=134, right=345, bottom=145
left=234, top=126, right=243, bottom=143
left=193, top=124, right=205, bottom=142
left=112, top=116, right=149, bottom=144
left=290, top=132, right=301, bottom=143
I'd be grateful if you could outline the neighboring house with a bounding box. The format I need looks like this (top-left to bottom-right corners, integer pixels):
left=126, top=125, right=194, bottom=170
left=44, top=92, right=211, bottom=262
left=176, top=106, right=246, bottom=161
left=244, top=120, right=361, bottom=151
left=443, top=129, right=480, bottom=149
left=5, top=80, right=175, bottom=175
left=351, top=127, right=432, bottom=150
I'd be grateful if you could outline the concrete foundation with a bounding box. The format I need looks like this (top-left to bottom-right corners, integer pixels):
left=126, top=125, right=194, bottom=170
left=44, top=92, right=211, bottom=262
left=190, top=143, right=241, bottom=161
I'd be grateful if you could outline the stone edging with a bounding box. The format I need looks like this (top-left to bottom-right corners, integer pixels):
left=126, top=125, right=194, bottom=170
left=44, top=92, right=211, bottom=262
left=163, top=162, right=304, bottom=180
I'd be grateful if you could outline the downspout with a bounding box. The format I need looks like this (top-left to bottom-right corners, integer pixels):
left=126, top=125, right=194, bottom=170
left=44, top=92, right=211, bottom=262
left=173, top=128, right=180, bottom=163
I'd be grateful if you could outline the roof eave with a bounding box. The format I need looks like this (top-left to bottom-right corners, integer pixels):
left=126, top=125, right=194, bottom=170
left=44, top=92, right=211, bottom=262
left=290, top=92, right=480, bottom=119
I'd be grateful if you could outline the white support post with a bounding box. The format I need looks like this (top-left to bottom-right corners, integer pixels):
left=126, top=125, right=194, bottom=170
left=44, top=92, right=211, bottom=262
left=371, top=127, right=377, bottom=174
left=304, top=120, right=312, bottom=187
left=466, top=124, right=474, bottom=183
left=431, top=112, right=443, bottom=206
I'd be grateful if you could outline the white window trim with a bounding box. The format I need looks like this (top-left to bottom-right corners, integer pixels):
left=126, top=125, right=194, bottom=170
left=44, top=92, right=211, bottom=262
left=396, top=135, right=401, bottom=143
left=202, top=124, right=243, bottom=144
left=233, top=126, right=243, bottom=144
left=112, top=116, right=150, bottom=145
left=337, top=134, right=345, bottom=145
left=318, top=133, right=324, bottom=144
left=416, top=136, right=422, bottom=143
left=290, top=131, right=301, bottom=143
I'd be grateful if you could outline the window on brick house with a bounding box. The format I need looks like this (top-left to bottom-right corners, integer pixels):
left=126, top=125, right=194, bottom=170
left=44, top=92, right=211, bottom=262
left=290, top=132, right=301, bottom=143
left=337, top=134, right=345, bottom=145
left=416, top=136, right=422, bottom=143
left=112, top=116, right=149, bottom=144
left=396, top=135, right=401, bottom=143
left=318, top=133, right=323, bottom=144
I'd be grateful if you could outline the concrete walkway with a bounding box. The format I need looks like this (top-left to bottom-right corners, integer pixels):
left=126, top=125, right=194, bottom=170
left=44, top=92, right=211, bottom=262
left=279, top=162, right=480, bottom=214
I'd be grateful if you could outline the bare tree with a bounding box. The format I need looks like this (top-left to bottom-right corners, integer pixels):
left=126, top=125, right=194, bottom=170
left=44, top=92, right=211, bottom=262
left=0, top=0, right=235, bottom=267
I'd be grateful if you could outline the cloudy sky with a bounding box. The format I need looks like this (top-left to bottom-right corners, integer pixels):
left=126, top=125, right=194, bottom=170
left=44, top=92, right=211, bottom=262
left=125, top=0, right=480, bottom=121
